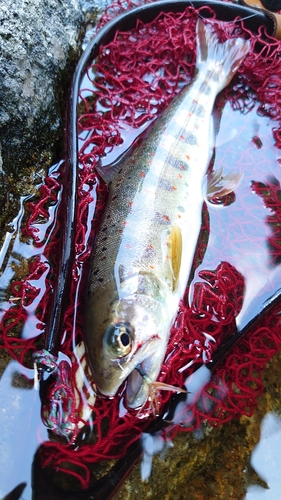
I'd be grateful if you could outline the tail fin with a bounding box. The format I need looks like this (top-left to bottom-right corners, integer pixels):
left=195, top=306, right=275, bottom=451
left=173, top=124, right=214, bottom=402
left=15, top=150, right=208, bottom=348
left=196, top=19, right=250, bottom=91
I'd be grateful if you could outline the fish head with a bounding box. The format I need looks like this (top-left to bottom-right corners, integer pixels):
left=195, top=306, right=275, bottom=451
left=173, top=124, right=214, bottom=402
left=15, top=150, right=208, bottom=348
left=85, top=275, right=171, bottom=409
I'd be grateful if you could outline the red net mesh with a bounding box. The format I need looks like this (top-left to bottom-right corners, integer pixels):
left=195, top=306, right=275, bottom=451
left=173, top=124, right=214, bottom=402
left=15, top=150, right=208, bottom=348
left=0, top=166, right=62, bottom=364
left=1, top=0, right=281, bottom=489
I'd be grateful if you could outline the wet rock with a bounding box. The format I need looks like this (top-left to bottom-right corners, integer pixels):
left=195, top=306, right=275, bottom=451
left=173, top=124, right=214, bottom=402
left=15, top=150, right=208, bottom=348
left=0, top=0, right=83, bottom=176
left=113, top=350, right=281, bottom=499
left=80, top=0, right=114, bottom=47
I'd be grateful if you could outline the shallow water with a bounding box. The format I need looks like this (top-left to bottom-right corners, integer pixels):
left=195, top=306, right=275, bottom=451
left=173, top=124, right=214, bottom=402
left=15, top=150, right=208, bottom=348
left=192, top=97, right=281, bottom=330
left=113, top=350, right=281, bottom=499
left=1, top=8, right=281, bottom=500
left=0, top=361, right=48, bottom=499
left=0, top=84, right=280, bottom=500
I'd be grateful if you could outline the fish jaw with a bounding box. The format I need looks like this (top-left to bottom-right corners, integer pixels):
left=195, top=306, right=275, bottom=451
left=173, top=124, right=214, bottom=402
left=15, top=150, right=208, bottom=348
left=85, top=280, right=172, bottom=401
left=125, top=349, right=168, bottom=409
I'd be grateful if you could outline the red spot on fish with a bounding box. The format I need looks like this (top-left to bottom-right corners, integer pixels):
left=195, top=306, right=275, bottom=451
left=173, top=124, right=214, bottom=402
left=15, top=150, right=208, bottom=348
left=180, top=164, right=187, bottom=171
left=128, top=201, right=133, bottom=207
left=186, top=155, right=190, bottom=161
left=179, top=134, right=185, bottom=140
left=139, top=171, right=145, bottom=178
left=171, top=185, right=177, bottom=191
left=178, top=173, right=183, bottom=179
left=162, top=215, right=170, bottom=222
left=149, top=264, right=155, bottom=269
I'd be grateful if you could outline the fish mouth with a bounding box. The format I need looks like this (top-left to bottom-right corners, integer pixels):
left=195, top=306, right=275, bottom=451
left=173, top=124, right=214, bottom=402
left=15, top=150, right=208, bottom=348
left=126, top=359, right=152, bottom=409
left=125, top=335, right=165, bottom=409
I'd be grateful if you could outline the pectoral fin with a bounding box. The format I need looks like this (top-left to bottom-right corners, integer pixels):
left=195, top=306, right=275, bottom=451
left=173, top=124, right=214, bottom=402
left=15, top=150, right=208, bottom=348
left=162, top=225, right=182, bottom=291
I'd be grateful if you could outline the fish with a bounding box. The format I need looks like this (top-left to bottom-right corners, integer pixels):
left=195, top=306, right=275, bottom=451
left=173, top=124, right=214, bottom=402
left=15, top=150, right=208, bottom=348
left=84, top=19, right=250, bottom=410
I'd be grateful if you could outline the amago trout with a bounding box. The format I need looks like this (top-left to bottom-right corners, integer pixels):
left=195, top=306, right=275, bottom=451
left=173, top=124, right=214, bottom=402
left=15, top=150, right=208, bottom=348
left=84, top=19, right=250, bottom=410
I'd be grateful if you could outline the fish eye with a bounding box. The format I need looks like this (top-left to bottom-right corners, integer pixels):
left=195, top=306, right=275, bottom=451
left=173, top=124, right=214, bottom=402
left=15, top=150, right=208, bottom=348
left=104, top=322, right=134, bottom=358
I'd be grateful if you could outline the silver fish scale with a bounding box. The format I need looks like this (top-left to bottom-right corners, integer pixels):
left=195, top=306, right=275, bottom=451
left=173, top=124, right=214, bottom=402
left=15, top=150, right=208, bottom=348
left=89, top=68, right=219, bottom=296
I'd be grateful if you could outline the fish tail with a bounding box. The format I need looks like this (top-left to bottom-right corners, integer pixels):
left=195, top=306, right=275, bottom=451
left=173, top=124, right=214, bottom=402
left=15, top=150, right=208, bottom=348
left=196, top=19, right=251, bottom=91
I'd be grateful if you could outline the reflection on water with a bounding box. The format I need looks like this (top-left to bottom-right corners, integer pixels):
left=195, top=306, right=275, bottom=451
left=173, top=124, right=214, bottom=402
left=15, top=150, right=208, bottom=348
left=191, top=99, right=281, bottom=331
left=0, top=361, right=48, bottom=498
left=1, top=92, right=281, bottom=499
left=245, top=412, right=281, bottom=499
left=0, top=162, right=62, bottom=497
left=0, top=162, right=62, bottom=341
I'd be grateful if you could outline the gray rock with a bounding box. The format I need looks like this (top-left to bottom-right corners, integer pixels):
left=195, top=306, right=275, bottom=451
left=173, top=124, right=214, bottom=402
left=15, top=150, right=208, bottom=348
left=0, top=0, right=83, bottom=175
